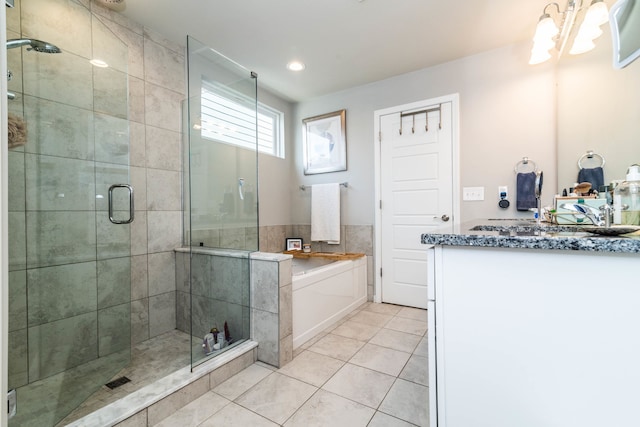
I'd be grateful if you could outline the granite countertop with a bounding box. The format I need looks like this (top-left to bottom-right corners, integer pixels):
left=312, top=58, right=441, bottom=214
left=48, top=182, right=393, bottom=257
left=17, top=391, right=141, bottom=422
left=421, top=219, right=640, bottom=253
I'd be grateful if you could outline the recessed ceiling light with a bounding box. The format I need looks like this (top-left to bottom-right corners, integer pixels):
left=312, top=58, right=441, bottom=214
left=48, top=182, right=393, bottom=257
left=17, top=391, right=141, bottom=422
left=90, top=59, right=109, bottom=68
left=286, top=61, right=305, bottom=71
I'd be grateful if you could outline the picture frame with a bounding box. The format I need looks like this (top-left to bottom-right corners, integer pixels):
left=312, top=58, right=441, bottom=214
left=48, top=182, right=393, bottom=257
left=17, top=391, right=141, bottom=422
left=302, top=109, right=347, bottom=175
left=285, top=238, right=303, bottom=251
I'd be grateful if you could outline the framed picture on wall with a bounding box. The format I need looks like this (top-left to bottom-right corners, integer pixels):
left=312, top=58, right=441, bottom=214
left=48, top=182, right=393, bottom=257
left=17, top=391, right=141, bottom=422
left=285, top=238, right=303, bottom=251
left=302, top=109, right=347, bottom=175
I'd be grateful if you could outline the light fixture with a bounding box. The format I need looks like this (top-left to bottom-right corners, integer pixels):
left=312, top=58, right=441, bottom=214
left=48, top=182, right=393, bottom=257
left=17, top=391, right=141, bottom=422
left=569, top=0, right=609, bottom=55
left=89, top=58, right=109, bottom=68
left=528, top=0, right=608, bottom=65
left=286, top=61, right=305, bottom=71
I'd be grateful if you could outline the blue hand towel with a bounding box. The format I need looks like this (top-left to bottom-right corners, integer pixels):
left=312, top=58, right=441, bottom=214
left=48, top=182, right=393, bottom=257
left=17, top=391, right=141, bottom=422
left=516, top=172, right=537, bottom=211
left=578, top=167, right=604, bottom=191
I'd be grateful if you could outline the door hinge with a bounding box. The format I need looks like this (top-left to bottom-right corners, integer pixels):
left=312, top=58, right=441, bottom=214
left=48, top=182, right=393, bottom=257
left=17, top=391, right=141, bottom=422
left=379, top=200, right=382, bottom=210
left=378, top=131, right=382, bottom=142
left=380, top=268, right=383, bottom=277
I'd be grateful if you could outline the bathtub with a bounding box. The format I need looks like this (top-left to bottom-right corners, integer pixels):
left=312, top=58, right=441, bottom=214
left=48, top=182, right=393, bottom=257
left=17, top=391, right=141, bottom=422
left=292, top=255, right=367, bottom=349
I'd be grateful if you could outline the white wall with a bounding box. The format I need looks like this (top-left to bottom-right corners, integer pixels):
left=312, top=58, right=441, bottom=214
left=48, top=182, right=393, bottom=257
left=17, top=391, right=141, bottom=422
left=257, top=88, right=294, bottom=227
left=291, top=41, right=558, bottom=225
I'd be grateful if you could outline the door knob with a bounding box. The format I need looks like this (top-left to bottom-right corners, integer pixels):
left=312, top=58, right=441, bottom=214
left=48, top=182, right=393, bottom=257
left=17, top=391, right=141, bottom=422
left=441, top=214, right=450, bottom=222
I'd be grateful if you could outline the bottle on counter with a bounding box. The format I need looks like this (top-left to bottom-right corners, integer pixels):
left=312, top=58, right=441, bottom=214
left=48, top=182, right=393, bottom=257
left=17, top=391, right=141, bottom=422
left=613, top=164, right=640, bottom=225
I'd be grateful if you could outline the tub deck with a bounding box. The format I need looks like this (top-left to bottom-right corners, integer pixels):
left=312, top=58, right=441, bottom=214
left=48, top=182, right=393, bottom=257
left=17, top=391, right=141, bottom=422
left=283, top=250, right=365, bottom=260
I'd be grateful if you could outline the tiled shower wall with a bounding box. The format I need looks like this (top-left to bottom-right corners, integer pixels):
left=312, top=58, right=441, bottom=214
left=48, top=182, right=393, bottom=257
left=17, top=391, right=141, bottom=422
left=6, top=0, right=184, bottom=390
left=92, top=7, right=186, bottom=344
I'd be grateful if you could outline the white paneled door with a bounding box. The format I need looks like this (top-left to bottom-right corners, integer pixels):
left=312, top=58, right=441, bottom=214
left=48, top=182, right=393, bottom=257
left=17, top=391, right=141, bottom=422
left=379, top=101, right=454, bottom=308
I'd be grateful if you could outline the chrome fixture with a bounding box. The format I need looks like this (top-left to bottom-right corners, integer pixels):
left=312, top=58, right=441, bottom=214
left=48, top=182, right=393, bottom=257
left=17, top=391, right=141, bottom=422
left=529, top=0, right=610, bottom=65
left=560, top=203, right=606, bottom=225
left=6, top=38, right=62, bottom=53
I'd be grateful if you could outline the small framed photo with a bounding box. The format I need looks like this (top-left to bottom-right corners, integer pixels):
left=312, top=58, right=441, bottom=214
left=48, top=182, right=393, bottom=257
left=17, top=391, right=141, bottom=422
left=286, top=238, right=303, bottom=251
left=303, top=109, right=347, bottom=175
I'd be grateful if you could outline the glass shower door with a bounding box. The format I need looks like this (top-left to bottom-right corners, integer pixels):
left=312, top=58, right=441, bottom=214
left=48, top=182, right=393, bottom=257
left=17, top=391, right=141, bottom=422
left=185, top=36, right=257, bottom=367
left=6, top=2, right=132, bottom=425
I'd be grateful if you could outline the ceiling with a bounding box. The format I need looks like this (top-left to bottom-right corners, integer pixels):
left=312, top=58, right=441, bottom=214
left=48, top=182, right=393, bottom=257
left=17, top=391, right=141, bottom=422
left=120, top=0, right=547, bottom=102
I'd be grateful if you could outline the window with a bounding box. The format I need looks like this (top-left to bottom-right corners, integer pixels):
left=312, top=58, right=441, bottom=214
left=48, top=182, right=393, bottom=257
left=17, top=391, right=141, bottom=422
left=200, top=83, right=284, bottom=158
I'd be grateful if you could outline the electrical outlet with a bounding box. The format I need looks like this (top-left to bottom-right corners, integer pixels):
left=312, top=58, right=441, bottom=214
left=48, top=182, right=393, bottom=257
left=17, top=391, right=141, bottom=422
left=463, top=186, right=485, bottom=201
left=499, top=186, right=508, bottom=199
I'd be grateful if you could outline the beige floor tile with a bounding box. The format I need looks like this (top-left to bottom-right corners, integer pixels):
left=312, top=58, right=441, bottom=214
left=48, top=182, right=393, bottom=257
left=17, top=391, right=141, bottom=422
left=385, top=317, right=427, bottom=336
left=322, top=363, right=395, bottom=409
left=379, top=379, right=429, bottom=426
left=284, top=389, right=375, bottom=427
left=331, top=320, right=381, bottom=341
left=368, top=411, right=419, bottom=427
left=235, top=372, right=317, bottom=424
left=307, top=333, right=365, bottom=361
left=213, top=364, right=273, bottom=400
left=413, top=336, right=428, bottom=357
left=349, top=310, right=393, bottom=328
left=350, top=343, right=411, bottom=377
left=369, top=328, right=422, bottom=354
left=363, top=302, right=403, bottom=316
left=396, top=306, right=428, bottom=322
left=399, top=354, right=428, bottom=386
left=199, top=402, right=278, bottom=427
left=153, top=391, right=229, bottom=427
left=278, top=350, right=344, bottom=387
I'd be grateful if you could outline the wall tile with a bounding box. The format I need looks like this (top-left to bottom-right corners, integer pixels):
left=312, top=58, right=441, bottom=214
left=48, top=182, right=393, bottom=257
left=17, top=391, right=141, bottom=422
left=279, top=258, right=292, bottom=287
left=175, top=251, right=190, bottom=293
left=21, top=0, right=92, bottom=58
left=26, top=211, right=96, bottom=268
left=131, top=254, right=148, bottom=300
left=94, top=66, right=128, bottom=119
left=251, top=260, right=278, bottom=313
left=128, top=76, right=146, bottom=125
left=149, top=292, right=176, bottom=338
left=6, top=0, right=21, bottom=33
left=212, top=256, right=247, bottom=305
left=23, top=95, right=94, bottom=160
left=93, top=13, right=144, bottom=79
left=345, top=225, right=374, bottom=255
left=25, top=154, right=96, bottom=211
left=8, top=329, right=28, bottom=389
left=28, top=312, right=98, bottom=381
left=9, top=212, right=26, bottom=270
left=145, top=126, right=181, bottom=171
left=94, top=113, right=130, bottom=165
left=96, top=214, right=130, bottom=260
left=98, top=303, right=131, bottom=356
left=130, top=166, right=147, bottom=210
left=146, top=169, right=181, bottom=211
left=130, top=210, right=147, bottom=256
left=147, top=376, right=208, bottom=426
left=144, top=38, right=185, bottom=95
left=252, top=309, right=279, bottom=367
left=148, top=252, right=176, bottom=296
left=175, top=290, right=190, bottom=333
left=9, top=270, right=27, bottom=331
left=144, top=83, right=183, bottom=132
left=8, top=151, right=25, bottom=212
left=94, top=161, right=129, bottom=212
left=91, top=15, right=128, bottom=74
left=27, top=261, right=97, bottom=326
left=131, top=298, right=149, bottom=345
left=98, top=257, right=131, bottom=309
left=279, top=285, right=292, bottom=338
left=23, top=50, right=93, bottom=109
left=143, top=26, right=184, bottom=56
left=147, top=211, right=182, bottom=253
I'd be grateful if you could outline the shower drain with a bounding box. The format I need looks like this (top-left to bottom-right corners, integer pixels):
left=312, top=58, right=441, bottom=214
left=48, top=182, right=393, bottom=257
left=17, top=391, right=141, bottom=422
left=105, top=376, right=131, bottom=390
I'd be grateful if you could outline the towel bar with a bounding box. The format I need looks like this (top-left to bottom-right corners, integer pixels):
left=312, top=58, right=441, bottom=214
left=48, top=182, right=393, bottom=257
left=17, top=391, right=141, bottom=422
left=299, top=182, right=348, bottom=191
left=514, top=157, right=537, bottom=173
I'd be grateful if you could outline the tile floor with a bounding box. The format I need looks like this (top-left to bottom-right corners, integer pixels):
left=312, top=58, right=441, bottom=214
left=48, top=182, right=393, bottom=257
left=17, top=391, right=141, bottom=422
left=155, top=302, right=429, bottom=427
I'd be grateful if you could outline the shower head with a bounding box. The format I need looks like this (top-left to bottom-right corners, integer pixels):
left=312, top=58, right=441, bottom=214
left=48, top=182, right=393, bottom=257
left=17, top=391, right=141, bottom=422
left=6, top=38, right=61, bottom=54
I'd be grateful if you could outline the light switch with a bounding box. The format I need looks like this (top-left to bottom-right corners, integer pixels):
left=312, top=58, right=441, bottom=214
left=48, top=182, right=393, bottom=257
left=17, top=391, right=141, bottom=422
left=463, top=186, right=485, bottom=201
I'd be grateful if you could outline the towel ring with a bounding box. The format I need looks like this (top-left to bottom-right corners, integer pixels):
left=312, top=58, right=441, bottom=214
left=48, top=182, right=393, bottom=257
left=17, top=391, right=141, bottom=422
left=577, top=151, right=605, bottom=169
left=514, top=157, right=537, bottom=173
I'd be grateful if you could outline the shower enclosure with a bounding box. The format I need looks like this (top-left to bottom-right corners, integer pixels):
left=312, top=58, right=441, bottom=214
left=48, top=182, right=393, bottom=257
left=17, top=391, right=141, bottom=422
left=181, top=36, right=258, bottom=367
left=6, top=1, right=132, bottom=425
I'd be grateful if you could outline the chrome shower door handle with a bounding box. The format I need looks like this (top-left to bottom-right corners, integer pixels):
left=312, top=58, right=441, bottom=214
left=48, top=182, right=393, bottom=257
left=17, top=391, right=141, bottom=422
left=108, top=184, right=135, bottom=224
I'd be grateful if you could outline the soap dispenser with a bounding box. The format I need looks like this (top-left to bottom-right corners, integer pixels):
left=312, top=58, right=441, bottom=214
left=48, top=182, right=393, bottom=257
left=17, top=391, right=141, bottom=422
left=614, top=164, right=640, bottom=225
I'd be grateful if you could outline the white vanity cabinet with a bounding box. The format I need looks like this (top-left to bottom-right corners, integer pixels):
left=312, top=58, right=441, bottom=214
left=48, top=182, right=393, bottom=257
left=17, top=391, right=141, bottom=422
left=428, top=245, right=640, bottom=427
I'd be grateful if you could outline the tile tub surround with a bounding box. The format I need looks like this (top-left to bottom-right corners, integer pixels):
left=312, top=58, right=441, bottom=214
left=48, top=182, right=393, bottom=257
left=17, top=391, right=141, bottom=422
left=258, top=224, right=375, bottom=301
left=421, top=219, right=640, bottom=252
left=152, top=302, right=428, bottom=427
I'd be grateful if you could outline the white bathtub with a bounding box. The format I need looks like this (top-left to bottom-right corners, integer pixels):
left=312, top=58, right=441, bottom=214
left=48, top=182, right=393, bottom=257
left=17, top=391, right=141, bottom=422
left=292, top=256, right=367, bottom=349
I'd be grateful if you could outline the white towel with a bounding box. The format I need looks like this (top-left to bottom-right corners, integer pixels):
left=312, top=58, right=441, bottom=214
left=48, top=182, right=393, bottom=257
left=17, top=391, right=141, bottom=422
left=311, top=183, right=340, bottom=244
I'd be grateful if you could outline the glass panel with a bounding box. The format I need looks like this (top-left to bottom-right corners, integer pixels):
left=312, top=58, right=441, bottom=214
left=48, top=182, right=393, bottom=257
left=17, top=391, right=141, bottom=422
left=186, top=36, right=256, bottom=367
left=6, top=2, right=131, bottom=425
